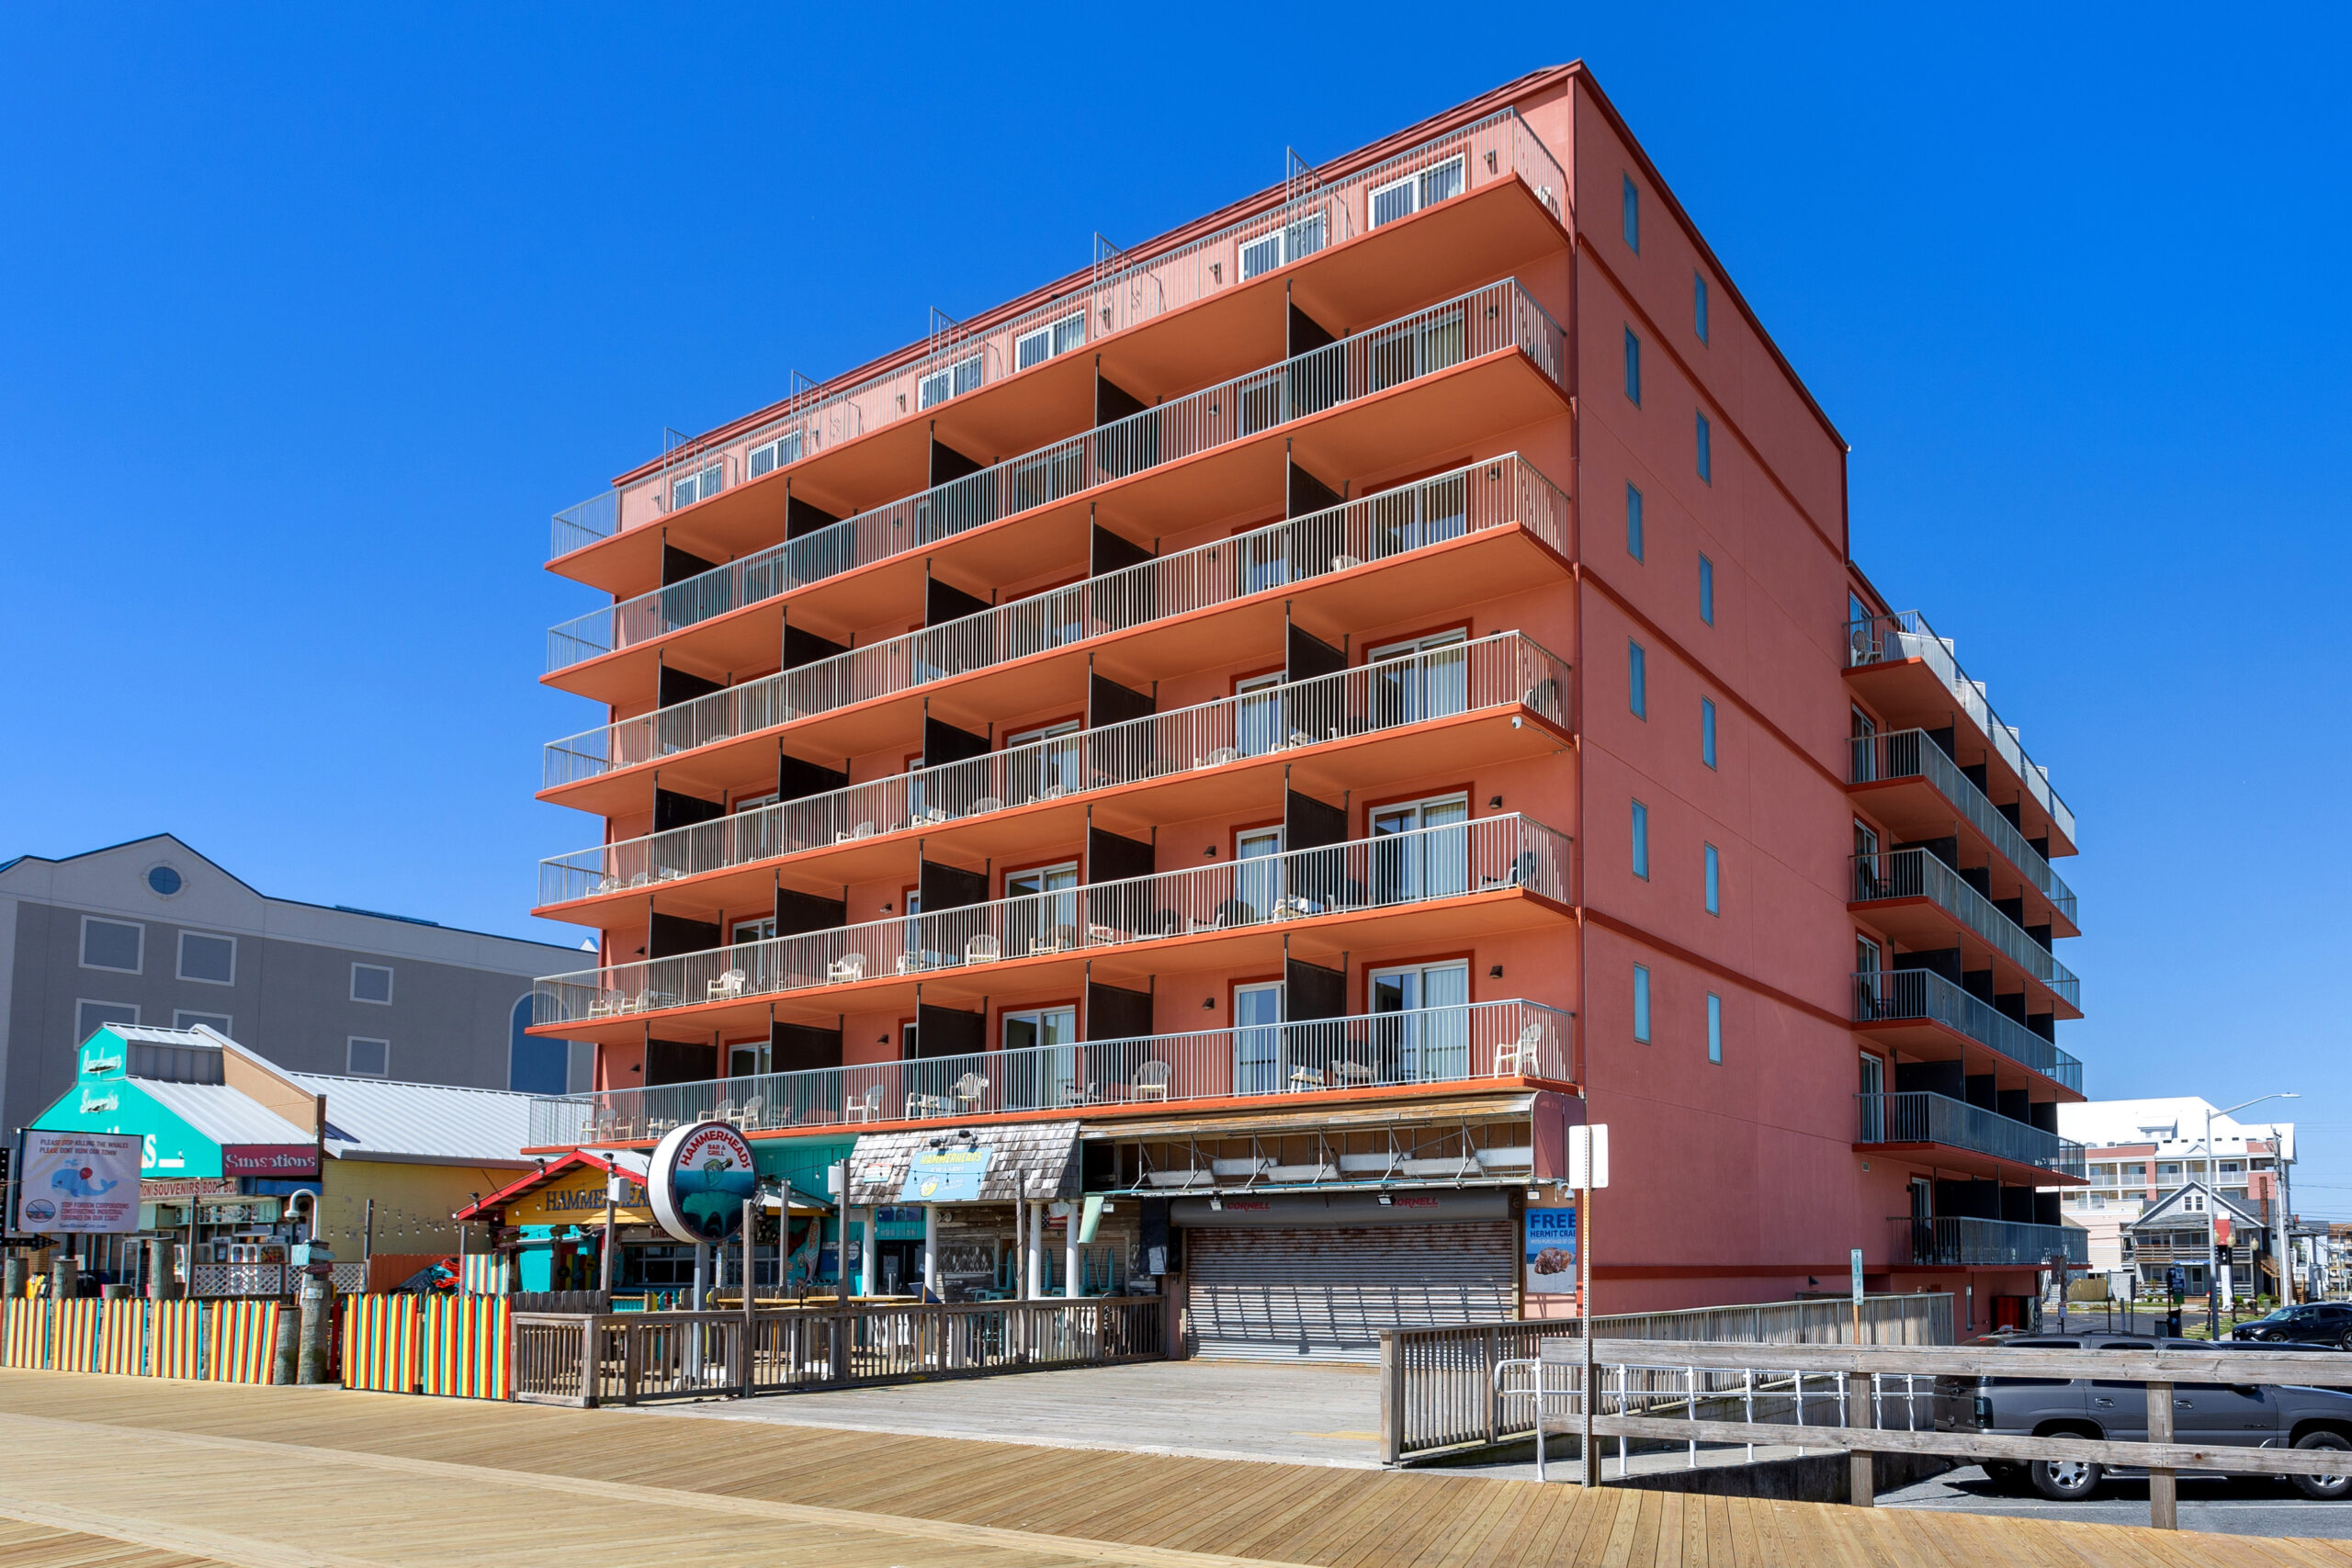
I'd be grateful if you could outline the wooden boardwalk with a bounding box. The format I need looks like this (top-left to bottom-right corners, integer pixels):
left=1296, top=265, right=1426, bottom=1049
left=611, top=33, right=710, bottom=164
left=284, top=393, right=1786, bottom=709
left=0, top=1370, right=2347, bottom=1567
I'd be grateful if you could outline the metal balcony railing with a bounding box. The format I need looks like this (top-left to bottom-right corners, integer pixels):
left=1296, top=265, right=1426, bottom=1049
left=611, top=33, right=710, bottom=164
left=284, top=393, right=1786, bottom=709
left=524, top=998, right=1576, bottom=1147
left=1850, top=849, right=2080, bottom=1008
left=533, top=813, right=1570, bottom=1028
left=1890, top=1215, right=2087, bottom=1269
left=543, top=457, right=1568, bottom=792
left=545, top=279, right=1566, bottom=676
left=548, top=107, right=1566, bottom=560
left=1850, top=729, right=2077, bottom=924
left=1856, top=1092, right=2086, bottom=1179
left=538, top=631, right=1570, bottom=907
left=1845, top=610, right=2075, bottom=846
left=1851, top=969, right=2082, bottom=1093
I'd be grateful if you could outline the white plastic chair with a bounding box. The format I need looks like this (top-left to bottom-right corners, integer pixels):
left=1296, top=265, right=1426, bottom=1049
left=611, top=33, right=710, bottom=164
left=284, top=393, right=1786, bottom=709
left=1131, top=1061, right=1171, bottom=1101
left=845, top=1084, right=883, bottom=1122
left=828, top=952, right=867, bottom=984
left=1493, top=1021, right=1543, bottom=1076
left=966, top=934, right=1001, bottom=964
left=707, top=969, right=747, bottom=1000
left=954, top=1073, right=989, bottom=1111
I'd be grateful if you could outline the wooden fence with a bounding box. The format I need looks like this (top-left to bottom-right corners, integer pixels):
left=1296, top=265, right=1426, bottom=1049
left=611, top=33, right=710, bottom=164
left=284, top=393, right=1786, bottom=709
left=1379, top=1293, right=1953, bottom=1461
left=341, top=1294, right=509, bottom=1399
left=0, top=1297, right=280, bottom=1383
left=513, top=1295, right=1166, bottom=1407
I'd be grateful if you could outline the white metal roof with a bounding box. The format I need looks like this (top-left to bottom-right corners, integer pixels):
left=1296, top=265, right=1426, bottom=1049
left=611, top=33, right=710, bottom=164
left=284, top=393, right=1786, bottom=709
left=133, top=1079, right=312, bottom=1148
left=288, top=1072, right=536, bottom=1167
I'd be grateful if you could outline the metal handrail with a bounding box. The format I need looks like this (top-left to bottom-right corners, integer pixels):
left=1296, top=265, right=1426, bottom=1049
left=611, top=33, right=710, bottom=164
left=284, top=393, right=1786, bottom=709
left=539, top=630, right=1569, bottom=907
left=1850, top=968, right=2081, bottom=1092
left=533, top=813, right=1569, bottom=1028
left=1850, top=728, right=2076, bottom=921
left=1891, top=1214, right=2088, bottom=1268
left=524, top=998, right=1576, bottom=1147
left=548, top=107, right=1566, bottom=559
left=1855, top=1091, right=2086, bottom=1178
left=1846, top=610, right=2075, bottom=845
left=1849, top=848, right=2080, bottom=1006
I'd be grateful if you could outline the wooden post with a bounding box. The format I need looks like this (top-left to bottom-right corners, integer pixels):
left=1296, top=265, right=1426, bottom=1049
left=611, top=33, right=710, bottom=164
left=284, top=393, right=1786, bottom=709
left=1379, top=1330, right=1404, bottom=1465
left=1485, top=1325, right=1501, bottom=1444
left=740, top=1195, right=755, bottom=1398
left=579, top=1316, right=599, bottom=1408
left=621, top=1320, right=640, bottom=1405
left=2147, top=1378, right=2177, bottom=1529
left=1845, top=1371, right=1873, bottom=1506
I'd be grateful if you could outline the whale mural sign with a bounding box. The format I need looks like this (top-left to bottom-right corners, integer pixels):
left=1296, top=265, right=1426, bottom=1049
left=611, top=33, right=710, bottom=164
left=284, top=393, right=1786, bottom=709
left=646, top=1122, right=758, bottom=1245
left=16, top=1130, right=141, bottom=1234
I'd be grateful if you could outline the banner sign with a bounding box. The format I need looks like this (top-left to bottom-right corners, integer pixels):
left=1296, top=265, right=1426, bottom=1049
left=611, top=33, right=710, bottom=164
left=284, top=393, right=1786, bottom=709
left=17, top=1131, right=143, bottom=1234
left=141, top=1177, right=240, bottom=1201
left=1523, top=1204, right=1578, bottom=1295
left=646, top=1122, right=758, bottom=1244
left=221, top=1145, right=320, bottom=1179
left=899, top=1145, right=992, bottom=1203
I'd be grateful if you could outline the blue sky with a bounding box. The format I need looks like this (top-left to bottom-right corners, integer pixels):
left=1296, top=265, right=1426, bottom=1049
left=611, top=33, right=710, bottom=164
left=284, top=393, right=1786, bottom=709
left=4, top=7, right=2346, bottom=1203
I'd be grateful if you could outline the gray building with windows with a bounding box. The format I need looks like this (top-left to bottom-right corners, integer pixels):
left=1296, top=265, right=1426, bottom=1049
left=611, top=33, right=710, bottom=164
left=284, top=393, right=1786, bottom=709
left=0, top=835, right=589, bottom=1139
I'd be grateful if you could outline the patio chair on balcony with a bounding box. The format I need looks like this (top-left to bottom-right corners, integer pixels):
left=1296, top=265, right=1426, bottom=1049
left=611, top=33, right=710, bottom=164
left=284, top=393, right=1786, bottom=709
left=845, top=1085, right=883, bottom=1122
left=1493, top=1021, right=1543, bottom=1076
left=589, top=1111, right=618, bottom=1143
left=1131, top=1061, right=1171, bottom=1100
left=1288, top=1066, right=1326, bottom=1090
left=712, top=1099, right=736, bottom=1123
left=1086, top=921, right=1123, bottom=944
left=1330, top=552, right=1364, bottom=570
left=1198, top=747, right=1240, bottom=768
left=1029, top=924, right=1077, bottom=956
left=828, top=953, right=867, bottom=984
left=971, top=796, right=1003, bottom=814
left=906, top=1089, right=950, bottom=1118
left=586, top=993, right=619, bottom=1019
left=707, top=969, right=748, bottom=1001
left=736, top=1097, right=764, bottom=1130
left=835, top=821, right=876, bottom=844
left=1333, top=1061, right=1374, bottom=1087
left=966, top=934, right=1001, bottom=964
left=954, top=1073, right=989, bottom=1112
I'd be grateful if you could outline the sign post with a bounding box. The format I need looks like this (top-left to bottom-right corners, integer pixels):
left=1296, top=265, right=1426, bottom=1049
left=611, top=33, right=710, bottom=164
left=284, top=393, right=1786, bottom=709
left=1570, top=1123, right=1610, bottom=1489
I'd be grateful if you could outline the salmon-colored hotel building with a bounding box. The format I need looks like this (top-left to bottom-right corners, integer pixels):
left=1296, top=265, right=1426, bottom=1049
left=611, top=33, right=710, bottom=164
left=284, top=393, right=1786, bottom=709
left=522, top=63, right=2086, bottom=1354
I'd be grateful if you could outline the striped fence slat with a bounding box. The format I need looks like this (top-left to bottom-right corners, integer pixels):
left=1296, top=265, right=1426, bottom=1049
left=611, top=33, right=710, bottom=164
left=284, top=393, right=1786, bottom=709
left=341, top=1293, right=421, bottom=1393
left=51, top=1300, right=100, bottom=1372
left=0, top=1300, right=45, bottom=1370
left=151, top=1300, right=204, bottom=1380
left=206, top=1299, right=279, bottom=1383
left=95, top=1301, right=145, bottom=1374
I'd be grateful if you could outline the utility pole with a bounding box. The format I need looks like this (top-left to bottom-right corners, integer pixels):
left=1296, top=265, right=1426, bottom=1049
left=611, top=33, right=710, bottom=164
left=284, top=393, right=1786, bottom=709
left=2203, top=1093, right=2298, bottom=1337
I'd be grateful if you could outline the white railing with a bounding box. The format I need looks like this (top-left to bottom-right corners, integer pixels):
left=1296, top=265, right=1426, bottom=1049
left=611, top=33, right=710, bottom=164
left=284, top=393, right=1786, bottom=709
left=547, top=107, right=1566, bottom=561
left=526, top=998, right=1575, bottom=1146
left=543, top=449, right=1568, bottom=787
left=534, top=812, right=1569, bottom=1028
left=545, top=278, right=1566, bottom=677
left=1846, top=611, right=2075, bottom=846
left=539, top=630, right=1569, bottom=906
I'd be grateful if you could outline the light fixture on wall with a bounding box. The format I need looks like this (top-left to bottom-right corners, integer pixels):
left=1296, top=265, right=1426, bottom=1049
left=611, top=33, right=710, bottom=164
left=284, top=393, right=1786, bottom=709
left=1202, top=997, right=1216, bottom=1010
left=1489, top=965, right=1503, bottom=979
left=1377, top=1193, right=1394, bottom=1206
left=881, top=901, right=893, bottom=913
left=1488, top=795, right=1503, bottom=808
left=1204, top=845, right=1216, bottom=858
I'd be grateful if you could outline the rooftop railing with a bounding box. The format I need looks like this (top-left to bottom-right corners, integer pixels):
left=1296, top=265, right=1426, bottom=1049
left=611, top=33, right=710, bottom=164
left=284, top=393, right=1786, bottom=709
left=1890, top=1214, right=2086, bottom=1268
left=1852, top=968, right=2082, bottom=1094
left=1851, top=728, right=2077, bottom=923
left=538, top=631, right=1569, bottom=907
left=1857, top=1091, right=2086, bottom=1179
left=548, top=108, right=1566, bottom=561
left=524, top=997, right=1576, bottom=1147
left=533, top=812, right=1569, bottom=1029
left=544, top=280, right=1566, bottom=677
left=543, top=446, right=1568, bottom=787
left=1846, top=611, right=2075, bottom=847
left=1851, top=848, right=2080, bottom=1008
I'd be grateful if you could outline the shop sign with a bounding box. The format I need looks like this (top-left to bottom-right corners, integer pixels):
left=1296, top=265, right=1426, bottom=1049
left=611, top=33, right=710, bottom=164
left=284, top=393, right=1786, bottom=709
left=141, top=1177, right=239, bottom=1202
left=221, top=1144, right=320, bottom=1179
left=16, top=1130, right=142, bottom=1234
left=1523, top=1204, right=1577, bottom=1295
left=647, top=1122, right=758, bottom=1245
left=511, top=1168, right=650, bottom=1228
left=899, top=1145, right=991, bottom=1203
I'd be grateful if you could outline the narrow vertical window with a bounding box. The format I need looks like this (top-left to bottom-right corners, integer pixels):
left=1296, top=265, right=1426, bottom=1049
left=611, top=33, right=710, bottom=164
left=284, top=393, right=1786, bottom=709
left=1623, top=175, right=1639, bottom=252
left=1623, top=329, right=1642, bottom=405
left=1695, top=412, right=1712, bottom=482
left=1706, top=993, right=1723, bottom=1062
left=1693, top=272, right=1709, bottom=343
left=1701, top=698, right=1717, bottom=767
left=1704, top=842, right=1721, bottom=914
left=1626, top=483, right=1645, bottom=560
left=1633, top=964, right=1652, bottom=1043
left=1628, top=641, right=1647, bottom=718
left=1631, top=799, right=1650, bottom=879
left=1698, top=555, right=1714, bottom=624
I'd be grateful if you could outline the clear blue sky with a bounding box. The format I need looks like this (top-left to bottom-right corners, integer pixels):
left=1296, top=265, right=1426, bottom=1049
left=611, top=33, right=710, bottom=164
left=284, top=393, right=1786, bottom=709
left=5, top=7, right=2347, bottom=1204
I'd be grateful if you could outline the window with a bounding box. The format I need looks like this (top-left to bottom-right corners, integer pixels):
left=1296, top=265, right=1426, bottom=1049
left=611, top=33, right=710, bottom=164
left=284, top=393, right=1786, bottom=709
left=350, top=964, right=394, bottom=1005
left=732, top=918, right=776, bottom=945
left=81, top=917, right=142, bottom=974
left=173, top=1010, right=232, bottom=1034
left=1703, top=843, right=1721, bottom=914
left=1625, top=483, right=1645, bottom=560
left=1701, top=698, right=1718, bottom=767
left=1234, top=671, right=1284, bottom=757
left=76, top=999, right=137, bottom=1042
left=1628, top=640, right=1647, bottom=718
left=1623, top=329, right=1642, bottom=405
left=1370, top=960, right=1471, bottom=1079
left=1695, top=412, right=1712, bottom=482
left=1698, top=555, right=1714, bottom=624
left=1693, top=272, right=1709, bottom=343
left=145, top=864, right=183, bottom=897
left=1365, top=628, right=1470, bottom=726
left=1238, top=209, right=1327, bottom=280
left=917, top=353, right=983, bottom=411
left=1706, top=993, right=1723, bottom=1063
left=1233, top=981, right=1283, bottom=1096
left=1622, top=175, right=1639, bottom=252
left=747, top=430, right=802, bottom=478
left=1006, top=718, right=1083, bottom=794
left=1631, top=800, right=1650, bottom=879
left=667, top=461, right=723, bottom=511
left=176, top=931, right=235, bottom=986
left=346, top=1037, right=390, bottom=1077
left=1369, top=155, right=1464, bottom=228
left=1633, top=964, right=1652, bottom=1043
left=1002, top=1005, right=1079, bottom=1108
left=1014, top=310, right=1086, bottom=371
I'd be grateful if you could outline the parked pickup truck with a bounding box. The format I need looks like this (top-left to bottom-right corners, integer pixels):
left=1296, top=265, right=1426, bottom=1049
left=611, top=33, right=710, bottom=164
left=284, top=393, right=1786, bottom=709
left=1937, top=1331, right=2352, bottom=1501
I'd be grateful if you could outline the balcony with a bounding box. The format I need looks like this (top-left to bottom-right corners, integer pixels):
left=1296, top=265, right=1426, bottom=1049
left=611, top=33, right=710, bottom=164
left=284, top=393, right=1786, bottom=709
left=1852, top=969, right=2082, bottom=1097
left=539, top=456, right=1572, bottom=812
left=1856, top=1092, right=2086, bottom=1184
left=1849, top=729, right=2077, bottom=932
left=525, top=998, right=1576, bottom=1149
left=1845, top=611, right=2075, bottom=855
left=537, top=631, right=1570, bottom=917
left=542, top=281, right=1566, bottom=705
left=1850, top=849, right=2080, bottom=1013
left=548, top=108, right=1567, bottom=566
left=531, top=812, right=1571, bottom=1040
left=1890, top=1215, right=2087, bottom=1269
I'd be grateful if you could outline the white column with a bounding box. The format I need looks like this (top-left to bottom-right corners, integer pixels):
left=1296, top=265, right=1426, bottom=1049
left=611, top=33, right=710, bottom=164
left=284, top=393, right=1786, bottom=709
left=858, top=1206, right=877, bottom=1296
left=1064, top=1203, right=1080, bottom=1299
left=922, top=1205, right=940, bottom=1296
left=1025, top=1201, right=1044, bottom=1298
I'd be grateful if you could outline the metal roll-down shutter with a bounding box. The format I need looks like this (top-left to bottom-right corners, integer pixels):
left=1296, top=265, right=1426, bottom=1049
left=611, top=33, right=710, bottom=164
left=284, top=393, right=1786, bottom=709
left=1185, top=1222, right=1512, bottom=1364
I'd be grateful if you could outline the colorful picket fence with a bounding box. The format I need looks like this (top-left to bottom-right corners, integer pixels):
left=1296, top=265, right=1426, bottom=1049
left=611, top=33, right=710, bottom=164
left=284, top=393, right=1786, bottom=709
left=341, top=1293, right=508, bottom=1400
left=0, top=1297, right=280, bottom=1382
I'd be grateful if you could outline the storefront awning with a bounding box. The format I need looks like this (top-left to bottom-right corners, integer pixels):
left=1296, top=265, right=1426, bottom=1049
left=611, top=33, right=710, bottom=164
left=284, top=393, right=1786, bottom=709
left=847, top=1121, right=1080, bottom=1205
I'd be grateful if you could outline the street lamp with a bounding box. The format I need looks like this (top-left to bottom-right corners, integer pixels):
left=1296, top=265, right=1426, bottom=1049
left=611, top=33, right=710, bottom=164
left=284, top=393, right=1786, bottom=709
left=2201, top=1092, right=2298, bottom=1338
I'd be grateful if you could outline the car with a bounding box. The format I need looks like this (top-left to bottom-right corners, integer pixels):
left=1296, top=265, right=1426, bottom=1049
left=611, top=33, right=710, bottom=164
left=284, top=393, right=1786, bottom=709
left=1938, top=1331, right=2352, bottom=1503
left=2232, top=1302, right=2352, bottom=1349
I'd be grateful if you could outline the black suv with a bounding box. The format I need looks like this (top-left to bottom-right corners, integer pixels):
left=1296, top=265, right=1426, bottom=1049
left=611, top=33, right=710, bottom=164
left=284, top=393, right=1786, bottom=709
left=1939, top=1331, right=2352, bottom=1501
left=2232, top=1303, right=2352, bottom=1349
